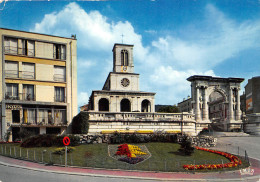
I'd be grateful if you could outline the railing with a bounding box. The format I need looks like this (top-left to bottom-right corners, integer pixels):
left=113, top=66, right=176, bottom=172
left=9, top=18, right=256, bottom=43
left=4, top=46, right=35, bottom=57
left=5, top=70, right=35, bottom=79
left=87, top=111, right=195, bottom=122
left=54, top=96, right=66, bottom=103
left=5, top=70, right=18, bottom=78
left=53, top=74, right=66, bottom=82
left=53, top=52, right=66, bottom=60
left=20, top=71, right=35, bottom=79
left=21, top=117, right=66, bottom=126
left=5, top=92, right=35, bottom=101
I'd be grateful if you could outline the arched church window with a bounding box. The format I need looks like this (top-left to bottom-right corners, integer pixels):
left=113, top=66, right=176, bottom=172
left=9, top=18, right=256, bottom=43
left=121, top=50, right=129, bottom=66
left=120, top=98, right=131, bottom=112
left=98, top=98, right=109, bottom=111
left=141, top=99, right=151, bottom=112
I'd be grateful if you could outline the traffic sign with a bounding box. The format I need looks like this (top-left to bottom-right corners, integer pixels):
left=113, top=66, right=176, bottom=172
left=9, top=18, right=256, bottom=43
left=63, top=136, right=70, bottom=146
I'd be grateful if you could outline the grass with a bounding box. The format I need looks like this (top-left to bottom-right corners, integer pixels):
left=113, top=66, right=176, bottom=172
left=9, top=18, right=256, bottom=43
left=0, top=143, right=249, bottom=172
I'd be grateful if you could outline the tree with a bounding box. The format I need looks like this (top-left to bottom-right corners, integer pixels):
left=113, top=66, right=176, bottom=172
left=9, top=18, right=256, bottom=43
left=157, top=105, right=179, bottom=113
left=71, top=112, right=89, bottom=134
left=178, top=135, right=194, bottom=156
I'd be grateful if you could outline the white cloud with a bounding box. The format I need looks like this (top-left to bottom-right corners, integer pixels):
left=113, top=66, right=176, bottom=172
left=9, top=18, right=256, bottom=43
left=78, top=92, right=89, bottom=107
left=31, top=2, right=148, bottom=55
left=150, top=4, right=260, bottom=72
left=31, top=3, right=260, bottom=105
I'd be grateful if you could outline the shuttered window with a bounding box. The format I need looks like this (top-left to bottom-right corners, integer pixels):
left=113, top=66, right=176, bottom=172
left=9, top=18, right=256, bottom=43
left=22, top=63, right=35, bottom=79
left=54, top=66, right=66, bottom=82
left=5, top=61, right=18, bottom=78
left=4, top=37, right=18, bottom=54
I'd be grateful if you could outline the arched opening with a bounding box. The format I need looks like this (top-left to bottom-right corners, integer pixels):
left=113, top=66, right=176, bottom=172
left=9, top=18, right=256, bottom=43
left=141, top=99, right=151, bottom=112
left=208, top=91, right=226, bottom=122
left=121, top=50, right=128, bottom=66
left=99, top=98, right=109, bottom=111
left=120, top=98, right=131, bottom=112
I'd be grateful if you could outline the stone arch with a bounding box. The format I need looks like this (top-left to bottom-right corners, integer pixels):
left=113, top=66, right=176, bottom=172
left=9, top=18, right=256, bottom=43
left=141, top=99, right=151, bottom=112
left=98, top=98, right=109, bottom=111
left=207, top=87, right=228, bottom=103
left=120, top=98, right=131, bottom=112
left=207, top=89, right=227, bottom=121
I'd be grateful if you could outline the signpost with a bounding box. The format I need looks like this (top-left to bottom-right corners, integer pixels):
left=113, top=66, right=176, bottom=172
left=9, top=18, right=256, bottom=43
left=63, top=136, right=70, bottom=167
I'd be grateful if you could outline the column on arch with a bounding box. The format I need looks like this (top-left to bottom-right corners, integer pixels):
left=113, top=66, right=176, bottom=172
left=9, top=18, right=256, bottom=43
left=195, top=86, right=201, bottom=121
left=229, top=87, right=234, bottom=121
left=236, top=88, right=241, bottom=120
left=202, top=86, right=209, bottom=121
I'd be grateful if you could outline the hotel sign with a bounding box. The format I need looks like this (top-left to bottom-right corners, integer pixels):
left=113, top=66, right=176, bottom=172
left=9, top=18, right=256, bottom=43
left=6, top=104, right=22, bottom=110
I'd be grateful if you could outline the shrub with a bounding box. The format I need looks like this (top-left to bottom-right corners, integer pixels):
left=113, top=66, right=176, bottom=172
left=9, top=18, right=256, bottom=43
left=21, top=134, right=80, bottom=148
left=71, top=112, right=89, bottom=134
left=178, top=135, right=194, bottom=156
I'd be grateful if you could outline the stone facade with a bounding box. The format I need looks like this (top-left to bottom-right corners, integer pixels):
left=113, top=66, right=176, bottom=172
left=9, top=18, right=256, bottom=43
left=86, top=44, right=199, bottom=135
left=186, top=75, right=244, bottom=131
left=88, top=44, right=155, bottom=113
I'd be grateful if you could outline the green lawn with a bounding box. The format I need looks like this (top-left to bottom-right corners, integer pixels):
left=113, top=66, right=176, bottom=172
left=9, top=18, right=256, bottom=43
left=0, top=143, right=249, bottom=172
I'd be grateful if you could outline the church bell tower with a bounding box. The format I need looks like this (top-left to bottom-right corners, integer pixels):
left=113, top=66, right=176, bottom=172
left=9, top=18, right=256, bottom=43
left=112, top=44, right=134, bottom=73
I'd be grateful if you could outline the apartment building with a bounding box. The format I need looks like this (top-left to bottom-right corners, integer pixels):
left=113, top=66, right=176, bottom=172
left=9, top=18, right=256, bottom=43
left=0, top=28, right=77, bottom=141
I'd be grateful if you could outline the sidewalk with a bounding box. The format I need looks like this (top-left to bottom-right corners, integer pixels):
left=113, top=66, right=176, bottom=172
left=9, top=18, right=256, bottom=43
left=0, top=155, right=259, bottom=181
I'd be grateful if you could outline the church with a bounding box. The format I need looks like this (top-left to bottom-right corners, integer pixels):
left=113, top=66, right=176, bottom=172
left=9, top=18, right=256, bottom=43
left=88, top=44, right=156, bottom=113
left=85, top=43, right=197, bottom=135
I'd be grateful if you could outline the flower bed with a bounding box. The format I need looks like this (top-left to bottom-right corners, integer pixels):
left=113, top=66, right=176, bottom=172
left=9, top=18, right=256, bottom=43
left=183, top=146, right=242, bottom=170
left=114, top=144, right=148, bottom=164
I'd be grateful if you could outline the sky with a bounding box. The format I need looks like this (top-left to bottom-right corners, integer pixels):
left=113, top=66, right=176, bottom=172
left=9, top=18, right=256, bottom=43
left=0, top=0, right=260, bottom=108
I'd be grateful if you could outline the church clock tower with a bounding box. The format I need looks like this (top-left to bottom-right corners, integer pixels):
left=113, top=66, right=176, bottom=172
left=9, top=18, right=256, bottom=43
left=113, top=44, right=134, bottom=73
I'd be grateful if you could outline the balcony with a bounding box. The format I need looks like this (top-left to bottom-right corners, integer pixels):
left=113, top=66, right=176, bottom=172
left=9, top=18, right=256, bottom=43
left=5, top=92, right=35, bottom=101
left=5, top=70, right=35, bottom=79
left=21, top=117, right=67, bottom=126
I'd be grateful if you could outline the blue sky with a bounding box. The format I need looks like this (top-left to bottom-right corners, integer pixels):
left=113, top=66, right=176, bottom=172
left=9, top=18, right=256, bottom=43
left=1, top=0, right=260, bottom=108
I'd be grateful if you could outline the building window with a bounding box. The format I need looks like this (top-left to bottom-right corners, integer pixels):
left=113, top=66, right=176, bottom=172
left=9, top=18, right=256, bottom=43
left=5, top=83, right=18, bottom=100
left=5, top=61, right=18, bottom=78
left=54, top=66, right=66, bottom=82
left=53, top=44, right=66, bottom=60
left=4, top=37, right=18, bottom=54
left=121, top=50, right=128, bottom=66
left=22, top=63, right=35, bottom=79
left=55, top=87, right=65, bottom=102
left=54, top=110, right=66, bottom=125
left=19, top=39, right=35, bottom=57
left=23, top=109, right=36, bottom=124
left=23, top=84, right=35, bottom=101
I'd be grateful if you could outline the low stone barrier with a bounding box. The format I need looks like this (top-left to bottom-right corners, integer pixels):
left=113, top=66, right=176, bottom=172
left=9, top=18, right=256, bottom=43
left=177, top=135, right=217, bottom=148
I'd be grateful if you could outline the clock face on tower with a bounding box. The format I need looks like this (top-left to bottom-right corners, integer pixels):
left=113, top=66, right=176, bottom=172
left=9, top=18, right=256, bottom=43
left=121, top=78, right=130, bottom=87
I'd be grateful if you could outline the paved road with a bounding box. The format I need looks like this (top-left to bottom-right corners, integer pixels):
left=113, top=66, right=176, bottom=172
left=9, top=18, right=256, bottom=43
left=213, top=136, right=260, bottom=160
left=0, top=163, right=156, bottom=182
